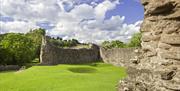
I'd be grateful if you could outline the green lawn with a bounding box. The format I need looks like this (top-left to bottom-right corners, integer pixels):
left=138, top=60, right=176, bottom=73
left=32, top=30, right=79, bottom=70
left=0, top=63, right=126, bottom=91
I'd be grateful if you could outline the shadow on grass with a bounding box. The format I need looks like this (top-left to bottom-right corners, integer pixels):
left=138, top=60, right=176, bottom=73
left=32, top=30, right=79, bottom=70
left=68, top=67, right=97, bottom=73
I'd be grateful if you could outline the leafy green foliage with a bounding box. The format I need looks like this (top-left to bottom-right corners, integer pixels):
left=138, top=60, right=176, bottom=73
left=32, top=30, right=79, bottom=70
left=0, top=28, right=46, bottom=65
left=26, top=28, right=45, bottom=58
left=128, top=32, right=141, bottom=47
left=0, top=35, right=4, bottom=41
left=0, top=34, right=13, bottom=65
left=49, top=37, right=80, bottom=48
left=0, top=34, right=7, bottom=42
left=102, top=40, right=127, bottom=49
left=0, top=33, right=35, bottom=65
left=0, top=47, right=13, bottom=65
left=101, top=32, right=142, bottom=49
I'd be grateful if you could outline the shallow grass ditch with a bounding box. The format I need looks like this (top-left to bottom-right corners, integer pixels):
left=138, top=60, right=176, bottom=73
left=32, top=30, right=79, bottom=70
left=0, top=63, right=126, bottom=91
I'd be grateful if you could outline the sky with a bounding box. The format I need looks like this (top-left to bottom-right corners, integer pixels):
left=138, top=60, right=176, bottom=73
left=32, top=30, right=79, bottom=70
left=0, top=0, right=144, bottom=43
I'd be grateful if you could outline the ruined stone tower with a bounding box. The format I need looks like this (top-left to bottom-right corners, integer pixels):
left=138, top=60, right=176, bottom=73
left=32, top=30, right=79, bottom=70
left=119, top=0, right=180, bottom=90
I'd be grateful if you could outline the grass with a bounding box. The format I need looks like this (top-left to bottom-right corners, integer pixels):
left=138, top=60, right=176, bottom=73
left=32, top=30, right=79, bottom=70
left=0, top=63, right=126, bottom=91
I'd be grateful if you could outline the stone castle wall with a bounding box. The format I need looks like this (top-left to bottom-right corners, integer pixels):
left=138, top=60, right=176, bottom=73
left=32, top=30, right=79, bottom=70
left=40, top=36, right=139, bottom=65
left=100, top=47, right=140, bottom=66
left=0, top=65, right=20, bottom=71
left=40, top=37, right=100, bottom=65
left=118, top=0, right=180, bottom=91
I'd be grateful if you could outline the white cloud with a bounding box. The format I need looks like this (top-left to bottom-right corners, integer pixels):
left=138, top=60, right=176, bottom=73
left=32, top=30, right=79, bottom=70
left=49, top=14, right=142, bottom=43
left=0, top=0, right=59, bottom=22
left=0, top=0, right=142, bottom=44
left=71, top=4, right=95, bottom=19
left=0, top=20, right=38, bottom=33
left=95, top=0, right=119, bottom=20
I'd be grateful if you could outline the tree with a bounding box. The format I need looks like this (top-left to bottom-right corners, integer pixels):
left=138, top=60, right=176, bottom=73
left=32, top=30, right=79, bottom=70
left=71, top=39, right=79, bottom=45
left=111, top=40, right=126, bottom=48
left=0, top=33, right=35, bottom=65
left=26, top=28, right=46, bottom=59
left=101, top=40, right=127, bottom=49
left=0, top=47, right=13, bottom=65
left=49, top=38, right=80, bottom=48
left=101, top=33, right=141, bottom=49
left=57, top=37, right=62, bottom=40
left=128, top=32, right=141, bottom=47
left=0, top=34, right=6, bottom=42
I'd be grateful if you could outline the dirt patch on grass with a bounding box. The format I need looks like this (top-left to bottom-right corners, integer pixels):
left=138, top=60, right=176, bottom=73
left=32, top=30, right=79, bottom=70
left=68, top=67, right=97, bottom=73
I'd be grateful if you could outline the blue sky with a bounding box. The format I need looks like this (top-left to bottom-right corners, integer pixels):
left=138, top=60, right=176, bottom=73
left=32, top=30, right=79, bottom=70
left=106, top=0, right=144, bottom=24
left=0, top=0, right=144, bottom=43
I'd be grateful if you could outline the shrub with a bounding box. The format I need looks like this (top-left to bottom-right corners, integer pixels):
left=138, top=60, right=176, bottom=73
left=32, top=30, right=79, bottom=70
left=102, top=40, right=127, bottom=49
left=26, top=28, right=46, bottom=59
left=49, top=37, right=80, bottom=48
left=128, top=32, right=141, bottom=47
left=0, top=33, right=35, bottom=65
left=0, top=47, right=13, bottom=65
left=101, top=32, right=142, bottom=49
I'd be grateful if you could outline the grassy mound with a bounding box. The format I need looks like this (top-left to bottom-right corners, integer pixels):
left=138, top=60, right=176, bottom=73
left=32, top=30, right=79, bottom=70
left=0, top=63, right=126, bottom=91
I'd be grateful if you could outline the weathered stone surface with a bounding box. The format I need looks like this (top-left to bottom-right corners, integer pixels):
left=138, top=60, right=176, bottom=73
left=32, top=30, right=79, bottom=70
left=162, top=21, right=180, bottom=34
left=160, top=51, right=180, bottom=60
left=100, top=48, right=139, bottom=66
left=161, top=70, right=176, bottom=80
left=170, top=47, right=180, bottom=52
left=158, top=42, right=172, bottom=50
left=118, top=0, right=180, bottom=91
left=40, top=37, right=100, bottom=65
left=140, top=20, right=153, bottom=32
left=165, top=9, right=180, bottom=20
left=0, top=65, right=20, bottom=71
left=145, top=1, right=175, bottom=15
left=141, top=32, right=161, bottom=42
left=161, top=34, right=180, bottom=44
left=141, top=33, right=152, bottom=42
